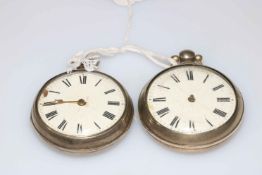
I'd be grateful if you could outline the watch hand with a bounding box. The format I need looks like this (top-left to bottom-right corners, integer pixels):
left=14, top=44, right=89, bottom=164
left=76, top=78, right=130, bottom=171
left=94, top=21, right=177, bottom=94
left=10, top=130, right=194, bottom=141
left=42, top=99, right=69, bottom=106
left=43, top=99, right=87, bottom=106
left=42, top=101, right=58, bottom=106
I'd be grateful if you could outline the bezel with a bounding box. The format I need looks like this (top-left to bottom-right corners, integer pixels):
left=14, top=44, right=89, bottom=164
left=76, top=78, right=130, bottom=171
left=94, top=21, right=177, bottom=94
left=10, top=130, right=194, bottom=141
left=31, top=70, right=133, bottom=153
left=138, top=64, right=244, bottom=151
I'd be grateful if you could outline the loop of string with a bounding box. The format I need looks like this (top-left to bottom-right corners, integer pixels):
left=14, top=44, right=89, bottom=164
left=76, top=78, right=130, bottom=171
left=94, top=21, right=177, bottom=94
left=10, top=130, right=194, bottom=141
left=67, top=0, right=174, bottom=73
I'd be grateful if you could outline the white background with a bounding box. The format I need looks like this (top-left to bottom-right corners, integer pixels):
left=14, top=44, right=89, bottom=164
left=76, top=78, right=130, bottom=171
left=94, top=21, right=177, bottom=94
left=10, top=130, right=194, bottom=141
left=0, top=0, right=261, bottom=174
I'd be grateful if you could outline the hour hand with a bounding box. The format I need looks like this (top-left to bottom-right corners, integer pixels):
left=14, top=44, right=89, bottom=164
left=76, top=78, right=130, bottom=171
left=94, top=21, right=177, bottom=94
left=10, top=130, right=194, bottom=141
left=42, top=100, right=62, bottom=106
left=42, top=99, right=87, bottom=106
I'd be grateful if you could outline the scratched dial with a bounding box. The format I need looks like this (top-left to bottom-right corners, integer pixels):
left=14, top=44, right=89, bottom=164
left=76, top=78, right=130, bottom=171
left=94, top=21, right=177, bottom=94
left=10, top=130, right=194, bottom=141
left=147, top=65, right=237, bottom=134
left=37, top=71, right=126, bottom=137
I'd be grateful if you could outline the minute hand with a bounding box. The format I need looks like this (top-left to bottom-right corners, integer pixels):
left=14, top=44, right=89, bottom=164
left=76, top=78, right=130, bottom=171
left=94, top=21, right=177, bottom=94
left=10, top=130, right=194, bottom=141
left=43, top=99, right=86, bottom=106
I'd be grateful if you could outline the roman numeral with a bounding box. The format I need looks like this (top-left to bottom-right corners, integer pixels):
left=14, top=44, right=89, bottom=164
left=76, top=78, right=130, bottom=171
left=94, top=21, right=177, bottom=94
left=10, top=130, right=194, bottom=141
left=48, top=90, right=60, bottom=94
left=153, top=97, right=166, bottom=102
left=95, top=79, right=102, bottom=86
left=79, top=75, right=87, bottom=84
left=157, top=107, right=170, bottom=117
left=108, top=101, right=120, bottom=106
left=103, top=111, right=115, bottom=120
left=104, top=89, right=116, bottom=95
left=77, top=123, right=82, bottom=134
left=189, top=120, right=195, bottom=130
left=62, top=79, right=71, bottom=87
left=217, top=98, right=231, bottom=102
left=170, top=116, right=180, bottom=128
left=213, top=108, right=227, bottom=117
left=186, top=70, right=194, bottom=80
left=213, top=84, right=224, bottom=91
left=203, top=74, right=209, bottom=83
left=58, top=120, right=67, bottom=130
left=171, top=74, right=180, bottom=83
left=94, top=122, right=101, bottom=129
left=157, top=85, right=170, bottom=90
left=205, top=119, right=213, bottom=127
left=45, top=110, right=58, bottom=120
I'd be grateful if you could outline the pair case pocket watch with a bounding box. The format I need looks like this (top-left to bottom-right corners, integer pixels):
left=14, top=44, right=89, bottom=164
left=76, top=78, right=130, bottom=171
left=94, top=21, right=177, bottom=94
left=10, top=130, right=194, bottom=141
left=31, top=50, right=244, bottom=153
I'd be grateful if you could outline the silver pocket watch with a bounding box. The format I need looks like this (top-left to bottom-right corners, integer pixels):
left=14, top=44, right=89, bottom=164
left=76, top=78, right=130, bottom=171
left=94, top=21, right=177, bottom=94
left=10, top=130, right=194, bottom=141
left=138, top=50, right=244, bottom=151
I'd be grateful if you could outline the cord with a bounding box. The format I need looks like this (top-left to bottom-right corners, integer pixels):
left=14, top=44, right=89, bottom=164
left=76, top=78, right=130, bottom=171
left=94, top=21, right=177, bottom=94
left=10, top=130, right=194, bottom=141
left=67, top=0, right=174, bottom=73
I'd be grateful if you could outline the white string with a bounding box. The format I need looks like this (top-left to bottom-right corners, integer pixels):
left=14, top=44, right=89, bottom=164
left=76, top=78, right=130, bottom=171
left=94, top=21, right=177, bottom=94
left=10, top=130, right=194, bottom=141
left=124, top=0, right=132, bottom=45
left=67, top=0, right=174, bottom=73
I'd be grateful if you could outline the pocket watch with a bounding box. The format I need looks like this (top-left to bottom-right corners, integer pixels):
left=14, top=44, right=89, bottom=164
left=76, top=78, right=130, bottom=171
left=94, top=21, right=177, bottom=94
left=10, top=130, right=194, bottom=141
left=31, top=55, right=133, bottom=153
left=138, top=50, right=244, bottom=151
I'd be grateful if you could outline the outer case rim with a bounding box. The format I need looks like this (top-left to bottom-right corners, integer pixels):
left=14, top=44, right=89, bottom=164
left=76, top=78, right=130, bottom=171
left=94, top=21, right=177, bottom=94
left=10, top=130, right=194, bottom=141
left=138, top=64, right=244, bottom=152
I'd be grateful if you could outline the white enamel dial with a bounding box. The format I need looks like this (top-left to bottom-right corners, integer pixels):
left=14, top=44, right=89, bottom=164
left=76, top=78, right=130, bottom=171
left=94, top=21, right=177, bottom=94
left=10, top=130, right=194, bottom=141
left=37, top=71, right=126, bottom=137
left=147, top=65, right=237, bottom=135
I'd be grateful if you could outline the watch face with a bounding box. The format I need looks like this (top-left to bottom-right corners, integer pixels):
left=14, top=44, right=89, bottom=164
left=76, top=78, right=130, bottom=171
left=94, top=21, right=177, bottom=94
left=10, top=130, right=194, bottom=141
left=146, top=65, right=237, bottom=135
left=36, top=71, right=126, bottom=137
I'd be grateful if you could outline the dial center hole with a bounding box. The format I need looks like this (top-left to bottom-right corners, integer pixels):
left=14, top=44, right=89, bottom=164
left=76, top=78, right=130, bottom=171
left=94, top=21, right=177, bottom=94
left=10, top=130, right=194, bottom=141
left=78, top=99, right=87, bottom=106
left=188, top=94, right=196, bottom=103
